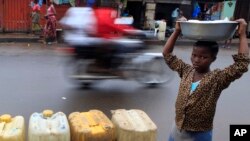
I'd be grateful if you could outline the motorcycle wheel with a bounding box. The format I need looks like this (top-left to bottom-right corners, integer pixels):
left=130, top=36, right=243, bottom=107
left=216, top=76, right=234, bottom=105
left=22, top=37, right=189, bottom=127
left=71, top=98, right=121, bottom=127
left=64, top=58, right=94, bottom=88
left=135, top=57, right=174, bottom=87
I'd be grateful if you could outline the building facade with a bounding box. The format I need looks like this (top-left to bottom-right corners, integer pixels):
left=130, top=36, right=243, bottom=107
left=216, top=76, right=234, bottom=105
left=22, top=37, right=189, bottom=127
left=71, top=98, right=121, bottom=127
left=0, top=0, right=248, bottom=33
left=0, top=0, right=32, bottom=32
left=125, top=0, right=192, bottom=29
left=0, top=0, right=77, bottom=32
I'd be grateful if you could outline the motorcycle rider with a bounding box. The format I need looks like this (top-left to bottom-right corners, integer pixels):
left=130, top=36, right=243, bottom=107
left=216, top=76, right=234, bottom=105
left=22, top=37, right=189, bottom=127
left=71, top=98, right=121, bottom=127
left=60, top=6, right=144, bottom=76
left=92, top=7, right=141, bottom=74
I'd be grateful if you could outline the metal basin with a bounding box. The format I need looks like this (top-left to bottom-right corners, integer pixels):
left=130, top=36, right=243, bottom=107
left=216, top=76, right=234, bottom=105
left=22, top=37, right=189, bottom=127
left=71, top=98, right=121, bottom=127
left=179, top=20, right=238, bottom=41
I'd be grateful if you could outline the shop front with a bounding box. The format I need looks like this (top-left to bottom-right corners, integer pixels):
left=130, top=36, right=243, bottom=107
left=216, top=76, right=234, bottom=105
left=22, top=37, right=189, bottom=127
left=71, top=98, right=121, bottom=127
left=125, top=0, right=192, bottom=29
left=155, top=2, right=192, bottom=27
left=0, top=0, right=82, bottom=33
left=0, top=0, right=123, bottom=33
left=192, top=0, right=237, bottom=21
left=0, top=0, right=31, bottom=32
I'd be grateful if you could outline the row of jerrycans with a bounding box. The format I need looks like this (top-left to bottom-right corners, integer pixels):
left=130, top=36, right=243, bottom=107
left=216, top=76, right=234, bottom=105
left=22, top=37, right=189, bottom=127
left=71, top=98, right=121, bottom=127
left=0, top=109, right=157, bottom=141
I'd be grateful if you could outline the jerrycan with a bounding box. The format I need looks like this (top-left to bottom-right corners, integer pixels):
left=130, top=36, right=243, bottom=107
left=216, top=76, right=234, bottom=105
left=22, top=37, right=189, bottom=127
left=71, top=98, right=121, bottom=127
left=28, top=110, right=70, bottom=141
left=158, top=20, right=167, bottom=32
left=68, top=109, right=115, bottom=141
left=111, top=109, right=157, bottom=141
left=0, top=114, right=25, bottom=141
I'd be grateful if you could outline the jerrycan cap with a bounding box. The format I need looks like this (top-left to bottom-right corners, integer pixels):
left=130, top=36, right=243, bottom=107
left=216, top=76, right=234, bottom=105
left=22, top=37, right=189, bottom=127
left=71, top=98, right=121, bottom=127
left=0, top=114, right=12, bottom=123
left=43, top=110, right=54, bottom=118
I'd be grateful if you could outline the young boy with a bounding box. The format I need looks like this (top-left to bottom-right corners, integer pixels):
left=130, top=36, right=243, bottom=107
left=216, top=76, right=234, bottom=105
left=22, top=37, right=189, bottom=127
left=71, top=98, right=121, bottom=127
left=163, top=18, right=249, bottom=141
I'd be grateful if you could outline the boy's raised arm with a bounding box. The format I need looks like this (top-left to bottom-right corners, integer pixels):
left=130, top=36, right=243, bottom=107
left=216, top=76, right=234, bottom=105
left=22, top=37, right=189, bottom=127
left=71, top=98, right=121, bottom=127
left=162, top=29, right=181, bottom=56
left=236, top=19, right=249, bottom=55
left=162, top=17, right=186, bottom=56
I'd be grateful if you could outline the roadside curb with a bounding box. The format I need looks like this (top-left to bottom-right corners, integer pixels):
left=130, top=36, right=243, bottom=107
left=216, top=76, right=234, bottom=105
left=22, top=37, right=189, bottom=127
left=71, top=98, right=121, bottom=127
left=144, top=39, right=249, bottom=46
left=0, top=38, right=41, bottom=43
left=0, top=33, right=41, bottom=43
left=0, top=33, right=248, bottom=47
left=145, top=40, right=196, bottom=46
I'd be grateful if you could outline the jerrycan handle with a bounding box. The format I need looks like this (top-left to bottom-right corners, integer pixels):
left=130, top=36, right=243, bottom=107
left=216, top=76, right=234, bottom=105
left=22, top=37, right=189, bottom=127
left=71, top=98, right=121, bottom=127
left=0, top=114, right=12, bottom=123
left=43, top=110, right=54, bottom=118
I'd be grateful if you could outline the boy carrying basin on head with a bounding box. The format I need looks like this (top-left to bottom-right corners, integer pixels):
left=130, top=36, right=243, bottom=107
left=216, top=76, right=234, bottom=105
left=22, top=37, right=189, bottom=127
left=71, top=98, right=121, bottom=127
left=162, top=17, right=249, bottom=141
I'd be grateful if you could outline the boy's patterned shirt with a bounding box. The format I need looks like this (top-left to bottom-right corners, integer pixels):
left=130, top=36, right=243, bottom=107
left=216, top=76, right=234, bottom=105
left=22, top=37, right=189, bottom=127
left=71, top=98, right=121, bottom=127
left=164, top=53, right=250, bottom=131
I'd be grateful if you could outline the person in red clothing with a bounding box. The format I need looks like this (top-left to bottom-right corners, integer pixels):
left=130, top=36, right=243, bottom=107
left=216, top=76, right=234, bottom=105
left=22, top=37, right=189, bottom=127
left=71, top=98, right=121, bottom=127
left=93, top=7, right=134, bottom=39
left=91, top=7, right=140, bottom=74
left=31, top=0, right=41, bottom=35
left=44, top=0, right=57, bottom=44
left=60, top=6, right=144, bottom=75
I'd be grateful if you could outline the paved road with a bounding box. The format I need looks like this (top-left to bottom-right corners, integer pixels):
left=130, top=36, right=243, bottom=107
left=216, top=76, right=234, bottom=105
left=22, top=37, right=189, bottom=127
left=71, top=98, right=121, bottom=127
left=0, top=43, right=249, bottom=141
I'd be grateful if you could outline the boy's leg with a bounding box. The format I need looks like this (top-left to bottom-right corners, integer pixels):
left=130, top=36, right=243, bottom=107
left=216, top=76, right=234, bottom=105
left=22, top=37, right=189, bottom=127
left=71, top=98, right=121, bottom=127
left=168, top=136, right=174, bottom=141
left=192, top=130, right=212, bottom=141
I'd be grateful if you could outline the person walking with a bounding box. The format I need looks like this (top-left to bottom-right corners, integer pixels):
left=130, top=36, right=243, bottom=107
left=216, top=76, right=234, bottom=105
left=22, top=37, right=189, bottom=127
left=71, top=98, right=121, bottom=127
left=222, top=38, right=232, bottom=48
left=31, top=0, right=41, bottom=35
left=44, top=0, right=57, bottom=44
left=163, top=17, right=249, bottom=141
left=171, top=8, right=179, bottom=28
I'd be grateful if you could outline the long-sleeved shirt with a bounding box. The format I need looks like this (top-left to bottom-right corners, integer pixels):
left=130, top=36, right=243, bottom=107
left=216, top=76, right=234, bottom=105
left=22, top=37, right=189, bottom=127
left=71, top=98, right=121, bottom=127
left=164, top=53, right=250, bottom=131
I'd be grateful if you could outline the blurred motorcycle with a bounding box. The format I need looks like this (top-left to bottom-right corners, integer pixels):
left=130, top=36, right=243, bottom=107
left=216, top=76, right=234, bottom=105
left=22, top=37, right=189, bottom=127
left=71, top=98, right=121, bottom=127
left=60, top=7, right=173, bottom=87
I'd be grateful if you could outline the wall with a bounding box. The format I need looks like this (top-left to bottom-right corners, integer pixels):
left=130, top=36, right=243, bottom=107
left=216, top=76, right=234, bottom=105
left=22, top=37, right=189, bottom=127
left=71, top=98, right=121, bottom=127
left=144, top=3, right=156, bottom=29
left=0, top=0, right=70, bottom=33
left=221, top=0, right=236, bottom=20
left=0, top=0, right=3, bottom=31
left=2, top=0, right=31, bottom=32
left=54, top=4, right=71, bottom=28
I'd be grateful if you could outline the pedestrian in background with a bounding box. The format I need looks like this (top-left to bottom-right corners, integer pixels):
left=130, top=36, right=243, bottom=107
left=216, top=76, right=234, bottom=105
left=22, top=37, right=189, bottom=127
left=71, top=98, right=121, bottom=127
left=163, top=17, right=249, bottom=141
left=171, top=8, right=179, bottom=28
left=177, top=10, right=184, bottom=39
left=192, top=2, right=201, bottom=19
left=31, top=0, right=41, bottom=35
left=222, top=17, right=235, bottom=48
left=44, top=0, right=57, bottom=44
left=178, top=10, right=184, bottom=19
left=222, top=38, right=232, bottom=48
